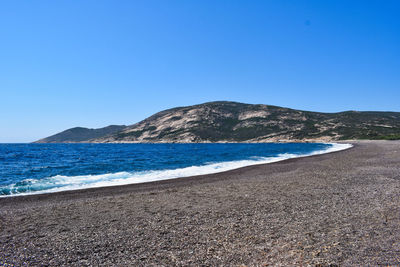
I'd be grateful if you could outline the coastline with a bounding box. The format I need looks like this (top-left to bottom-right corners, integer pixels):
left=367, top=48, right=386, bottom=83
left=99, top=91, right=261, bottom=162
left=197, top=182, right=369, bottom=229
left=0, top=142, right=351, bottom=198
left=1, top=140, right=399, bottom=265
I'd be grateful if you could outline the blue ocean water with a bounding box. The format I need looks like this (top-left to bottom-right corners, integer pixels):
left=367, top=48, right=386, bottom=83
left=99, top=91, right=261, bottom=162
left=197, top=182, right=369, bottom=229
left=0, top=143, right=349, bottom=197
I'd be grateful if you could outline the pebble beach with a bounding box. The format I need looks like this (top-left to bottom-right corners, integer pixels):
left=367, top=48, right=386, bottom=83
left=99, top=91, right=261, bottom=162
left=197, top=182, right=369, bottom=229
left=1, top=140, right=400, bottom=266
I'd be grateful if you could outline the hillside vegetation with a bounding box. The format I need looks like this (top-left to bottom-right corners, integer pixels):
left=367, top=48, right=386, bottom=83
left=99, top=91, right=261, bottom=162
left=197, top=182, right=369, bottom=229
left=35, top=125, right=127, bottom=143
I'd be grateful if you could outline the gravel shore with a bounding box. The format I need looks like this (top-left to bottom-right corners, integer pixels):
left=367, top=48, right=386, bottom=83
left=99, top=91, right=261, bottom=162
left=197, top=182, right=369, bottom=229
left=1, top=140, right=400, bottom=266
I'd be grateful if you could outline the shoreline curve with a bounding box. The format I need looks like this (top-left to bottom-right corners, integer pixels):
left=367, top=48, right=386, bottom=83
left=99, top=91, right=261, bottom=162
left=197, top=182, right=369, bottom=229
left=0, top=142, right=353, bottom=199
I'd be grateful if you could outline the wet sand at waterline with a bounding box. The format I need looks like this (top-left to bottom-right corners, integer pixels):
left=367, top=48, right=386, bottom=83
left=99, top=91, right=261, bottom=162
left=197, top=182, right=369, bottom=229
left=1, top=140, right=400, bottom=266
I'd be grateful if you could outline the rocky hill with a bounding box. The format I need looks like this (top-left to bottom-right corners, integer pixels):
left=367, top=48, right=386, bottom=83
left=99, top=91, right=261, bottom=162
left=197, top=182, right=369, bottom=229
left=35, top=101, right=400, bottom=143
left=34, top=125, right=127, bottom=143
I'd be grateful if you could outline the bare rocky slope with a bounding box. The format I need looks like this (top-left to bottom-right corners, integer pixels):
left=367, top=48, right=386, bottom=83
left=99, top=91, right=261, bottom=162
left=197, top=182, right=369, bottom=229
left=36, top=101, right=400, bottom=143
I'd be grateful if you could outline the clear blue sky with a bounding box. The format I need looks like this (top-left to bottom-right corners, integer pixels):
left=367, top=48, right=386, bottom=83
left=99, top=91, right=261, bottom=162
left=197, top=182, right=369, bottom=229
left=1, top=0, right=399, bottom=142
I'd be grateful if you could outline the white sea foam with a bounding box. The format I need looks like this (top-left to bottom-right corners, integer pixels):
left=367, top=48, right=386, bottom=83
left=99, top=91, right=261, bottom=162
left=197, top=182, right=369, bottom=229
left=1, top=143, right=353, bottom=197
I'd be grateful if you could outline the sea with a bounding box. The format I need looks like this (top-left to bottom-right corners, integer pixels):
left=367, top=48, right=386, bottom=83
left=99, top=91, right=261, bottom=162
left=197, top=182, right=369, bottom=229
left=0, top=143, right=351, bottom=197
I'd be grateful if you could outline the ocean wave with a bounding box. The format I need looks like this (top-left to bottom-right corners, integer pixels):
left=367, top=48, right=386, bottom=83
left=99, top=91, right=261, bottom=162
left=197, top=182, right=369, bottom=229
left=0, top=143, right=352, bottom=197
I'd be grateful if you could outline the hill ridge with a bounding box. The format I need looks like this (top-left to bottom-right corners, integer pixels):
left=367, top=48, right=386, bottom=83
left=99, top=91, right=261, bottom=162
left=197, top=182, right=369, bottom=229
left=35, top=102, right=400, bottom=143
